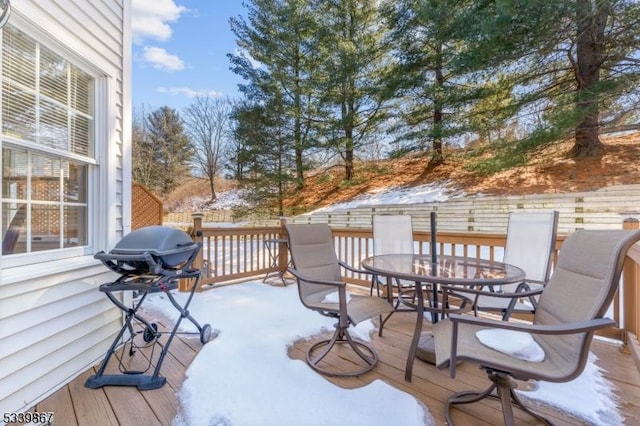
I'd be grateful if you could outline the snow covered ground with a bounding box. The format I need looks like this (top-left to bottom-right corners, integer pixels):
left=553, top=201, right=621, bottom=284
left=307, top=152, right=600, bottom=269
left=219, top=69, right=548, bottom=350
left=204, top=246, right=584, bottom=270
left=179, top=181, right=459, bottom=215
left=170, top=188, right=249, bottom=212
left=310, top=181, right=462, bottom=212
left=144, top=282, right=623, bottom=426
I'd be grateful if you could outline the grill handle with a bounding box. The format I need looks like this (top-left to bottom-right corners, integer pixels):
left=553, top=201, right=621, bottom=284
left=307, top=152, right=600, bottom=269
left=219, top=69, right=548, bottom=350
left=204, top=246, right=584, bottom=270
left=95, top=251, right=161, bottom=274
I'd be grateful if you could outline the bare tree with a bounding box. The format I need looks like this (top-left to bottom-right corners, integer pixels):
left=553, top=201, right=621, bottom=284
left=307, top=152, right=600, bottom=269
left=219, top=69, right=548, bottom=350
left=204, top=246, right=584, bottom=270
left=183, top=96, right=233, bottom=200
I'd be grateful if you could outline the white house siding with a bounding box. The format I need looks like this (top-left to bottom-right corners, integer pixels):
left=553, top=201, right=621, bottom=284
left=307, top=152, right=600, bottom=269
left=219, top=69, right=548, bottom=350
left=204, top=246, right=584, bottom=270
left=0, top=0, right=131, bottom=416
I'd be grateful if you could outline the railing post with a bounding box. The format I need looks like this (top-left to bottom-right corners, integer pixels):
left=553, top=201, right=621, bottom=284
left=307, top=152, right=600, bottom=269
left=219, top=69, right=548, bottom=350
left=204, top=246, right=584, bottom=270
left=180, top=212, right=204, bottom=292
left=278, top=217, right=288, bottom=275
left=622, top=217, right=640, bottom=343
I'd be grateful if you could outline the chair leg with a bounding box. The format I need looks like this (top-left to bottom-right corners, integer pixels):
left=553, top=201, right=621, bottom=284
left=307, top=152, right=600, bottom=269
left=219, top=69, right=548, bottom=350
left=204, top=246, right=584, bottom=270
left=508, top=386, right=553, bottom=425
left=444, top=370, right=553, bottom=426
left=307, top=323, right=378, bottom=377
left=370, top=275, right=383, bottom=297
left=378, top=311, right=394, bottom=336
left=444, top=383, right=498, bottom=425
left=378, top=283, right=415, bottom=337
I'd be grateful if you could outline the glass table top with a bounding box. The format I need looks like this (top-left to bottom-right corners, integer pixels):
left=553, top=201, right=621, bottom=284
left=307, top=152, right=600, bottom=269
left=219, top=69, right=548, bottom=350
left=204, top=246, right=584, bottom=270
left=362, top=254, right=525, bottom=285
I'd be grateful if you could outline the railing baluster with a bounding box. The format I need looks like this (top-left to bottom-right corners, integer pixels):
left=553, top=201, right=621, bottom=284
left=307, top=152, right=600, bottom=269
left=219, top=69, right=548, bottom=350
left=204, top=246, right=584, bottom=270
left=187, top=223, right=565, bottom=295
left=623, top=217, right=640, bottom=342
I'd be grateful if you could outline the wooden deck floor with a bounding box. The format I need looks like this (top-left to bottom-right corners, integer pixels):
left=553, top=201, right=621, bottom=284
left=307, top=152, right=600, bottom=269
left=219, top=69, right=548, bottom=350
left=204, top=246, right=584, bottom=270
left=28, top=289, right=640, bottom=426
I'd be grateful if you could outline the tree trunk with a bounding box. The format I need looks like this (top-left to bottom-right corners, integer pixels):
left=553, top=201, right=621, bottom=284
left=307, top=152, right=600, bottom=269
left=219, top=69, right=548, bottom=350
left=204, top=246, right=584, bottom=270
left=278, top=152, right=284, bottom=216
left=294, top=66, right=305, bottom=190
left=429, top=108, right=444, bottom=167
left=430, top=108, right=444, bottom=167
left=342, top=96, right=355, bottom=180
left=296, top=148, right=304, bottom=190
left=570, top=0, right=608, bottom=157
left=345, top=140, right=354, bottom=181
left=209, top=177, right=216, bottom=201
left=430, top=50, right=445, bottom=166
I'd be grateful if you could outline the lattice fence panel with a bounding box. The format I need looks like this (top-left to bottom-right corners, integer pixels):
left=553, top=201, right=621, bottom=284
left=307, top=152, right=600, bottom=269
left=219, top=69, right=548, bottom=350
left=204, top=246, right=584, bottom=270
left=132, top=183, right=163, bottom=230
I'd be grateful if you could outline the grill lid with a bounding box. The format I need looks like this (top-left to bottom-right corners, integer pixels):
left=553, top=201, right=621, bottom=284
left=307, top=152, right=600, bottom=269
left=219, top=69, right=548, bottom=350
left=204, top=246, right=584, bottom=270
left=109, top=225, right=197, bottom=268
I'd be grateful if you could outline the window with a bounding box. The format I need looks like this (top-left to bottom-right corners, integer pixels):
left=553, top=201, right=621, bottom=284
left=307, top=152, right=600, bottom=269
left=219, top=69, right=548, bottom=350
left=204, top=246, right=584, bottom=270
left=1, top=25, right=94, bottom=258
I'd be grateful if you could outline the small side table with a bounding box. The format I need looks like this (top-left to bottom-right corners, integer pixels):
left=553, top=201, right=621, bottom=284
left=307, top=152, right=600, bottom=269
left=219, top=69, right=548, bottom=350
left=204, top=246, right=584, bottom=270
left=263, top=238, right=293, bottom=286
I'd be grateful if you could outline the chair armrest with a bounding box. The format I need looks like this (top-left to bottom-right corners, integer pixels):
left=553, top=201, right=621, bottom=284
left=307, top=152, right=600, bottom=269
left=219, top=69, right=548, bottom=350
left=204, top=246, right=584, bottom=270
left=441, top=284, right=544, bottom=299
left=446, top=314, right=615, bottom=377
left=287, top=266, right=350, bottom=323
left=339, top=259, right=373, bottom=276
left=521, top=279, right=546, bottom=287
left=286, top=267, right=345, bottom=288
left=448, top=313, right=616, bottom=335
left=516, top=279, right=546, bottom=292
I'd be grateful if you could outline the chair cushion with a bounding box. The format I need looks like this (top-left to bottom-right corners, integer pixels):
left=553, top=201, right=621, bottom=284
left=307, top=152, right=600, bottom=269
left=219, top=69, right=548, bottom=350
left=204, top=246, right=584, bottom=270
left=347, top=295, right=393, bottom=325
left=475, top=329, right=545, bottom=362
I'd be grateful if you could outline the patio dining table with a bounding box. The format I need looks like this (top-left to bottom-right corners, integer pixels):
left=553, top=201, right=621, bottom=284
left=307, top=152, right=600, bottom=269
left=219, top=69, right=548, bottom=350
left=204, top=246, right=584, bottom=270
left=361, top=254, right=526, bottom=381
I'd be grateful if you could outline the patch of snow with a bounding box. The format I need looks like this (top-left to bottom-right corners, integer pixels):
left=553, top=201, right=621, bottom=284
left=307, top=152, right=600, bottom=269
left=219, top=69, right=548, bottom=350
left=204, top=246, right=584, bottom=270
left=311, top=182, right=462, bottom=212
left=173, top=181, right=463, bottom=216
left=172, top=189, right=248, bottom=212
left=144, top=282, right=433, bottom=426
left=142, top=282, right=623, bottom=426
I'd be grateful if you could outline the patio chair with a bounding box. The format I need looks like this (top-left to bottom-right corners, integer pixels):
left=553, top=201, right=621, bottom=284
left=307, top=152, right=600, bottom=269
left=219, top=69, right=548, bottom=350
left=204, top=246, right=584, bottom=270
left=372, top=214, right=433, bottom=334
left=458, top=211, right=559, bottom=320
left=433, top=229, right=640, bottom=426
left=371, top=214, right=415, bottom=296
left=285, top=223, right=393, bottom=377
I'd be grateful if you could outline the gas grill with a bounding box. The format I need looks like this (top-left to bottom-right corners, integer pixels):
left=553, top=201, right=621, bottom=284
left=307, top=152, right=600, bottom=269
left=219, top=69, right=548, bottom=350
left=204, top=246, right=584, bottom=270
left=85, top=225, right=212, bottom=391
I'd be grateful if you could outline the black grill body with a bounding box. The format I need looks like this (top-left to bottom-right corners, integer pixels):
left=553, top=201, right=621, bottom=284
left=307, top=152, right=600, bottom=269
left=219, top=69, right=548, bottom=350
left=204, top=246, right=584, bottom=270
left=85, top=226, right=212, bottom=391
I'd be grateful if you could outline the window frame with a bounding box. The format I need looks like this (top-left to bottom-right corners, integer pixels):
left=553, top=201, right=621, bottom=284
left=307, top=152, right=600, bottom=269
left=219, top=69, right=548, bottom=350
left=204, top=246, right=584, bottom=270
left=0, top=20, right=107, bottom=269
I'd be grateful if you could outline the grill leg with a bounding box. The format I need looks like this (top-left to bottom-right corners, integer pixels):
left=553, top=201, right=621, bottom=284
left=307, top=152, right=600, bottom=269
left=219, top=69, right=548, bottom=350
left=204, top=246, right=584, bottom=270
left=150, top=275, right=210, bottom=381
left=86, top=272, right=211, bottom=390
left=85, top=289, right=167, bottom=390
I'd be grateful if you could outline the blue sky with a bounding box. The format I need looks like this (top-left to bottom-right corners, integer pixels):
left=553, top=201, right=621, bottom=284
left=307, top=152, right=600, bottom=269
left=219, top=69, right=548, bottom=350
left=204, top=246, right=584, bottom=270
left=131, top=1, right=247, bottom=112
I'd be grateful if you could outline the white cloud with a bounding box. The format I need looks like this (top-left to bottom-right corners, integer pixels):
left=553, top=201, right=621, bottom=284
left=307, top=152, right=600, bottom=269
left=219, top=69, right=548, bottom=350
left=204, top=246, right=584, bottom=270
left=132, top=0, right=188, bottom=44
left=157, top=87, right=223, bottom=99
left=142, top=47, right=185, bottom=71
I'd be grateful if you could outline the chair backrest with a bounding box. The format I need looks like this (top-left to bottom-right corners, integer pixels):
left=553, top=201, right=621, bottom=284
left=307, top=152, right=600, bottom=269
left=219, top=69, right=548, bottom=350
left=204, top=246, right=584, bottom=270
left=532, top=229, right=640, bottom=380
left=373, top=214, right=414, bottom=256
left=503, top=211, right=559, bottom=283
left=285, top=223, right=342, bottom=304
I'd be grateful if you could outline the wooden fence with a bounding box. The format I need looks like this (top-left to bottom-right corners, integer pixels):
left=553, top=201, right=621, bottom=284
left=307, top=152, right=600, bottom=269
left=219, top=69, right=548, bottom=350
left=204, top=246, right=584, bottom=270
left=132, top=183, right=163, bottom=230
left=166, top=184, right=640, bottom=233
left=288, top=184, right=640, bottom=234
left=165, top=209, right=234, bottom=224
